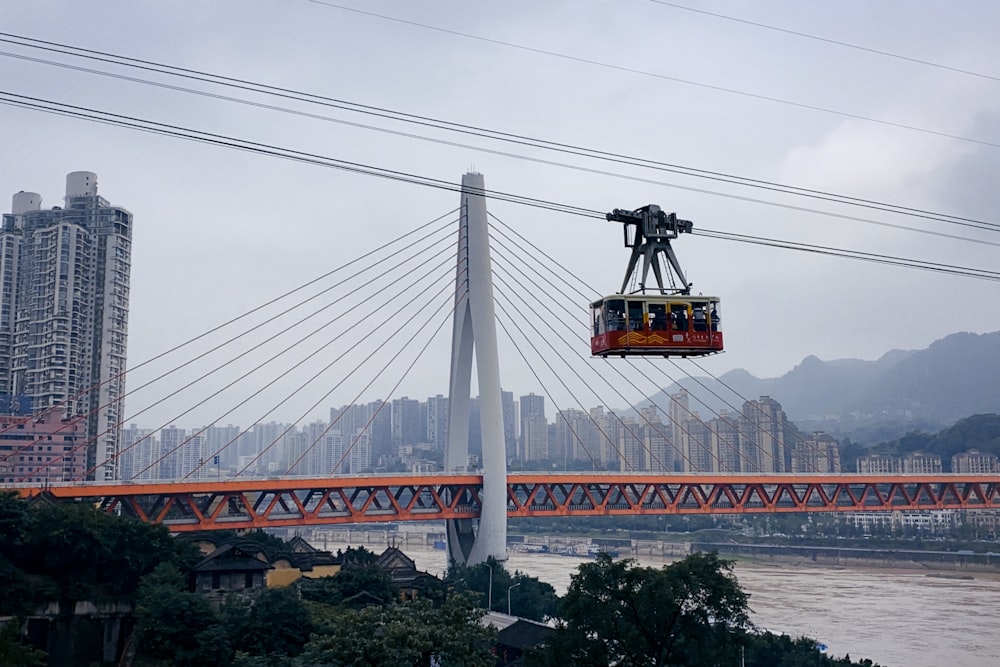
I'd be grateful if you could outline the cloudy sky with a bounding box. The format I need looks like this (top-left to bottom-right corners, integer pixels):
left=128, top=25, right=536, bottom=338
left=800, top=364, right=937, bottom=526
left=2, top=1, right=999, bottom=428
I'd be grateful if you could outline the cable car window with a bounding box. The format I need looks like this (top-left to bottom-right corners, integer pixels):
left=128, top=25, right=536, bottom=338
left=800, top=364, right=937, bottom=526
left=605, top=299, right=626, bottom=331
left=670, top=304, right=688, bottom=332
left=692, top=302, right=708, bottom=332
left=592, top=305, right=603, bottom=336
left=627, top=301, right=644, bottom=331
left=649, top=302, right=668, bottom=330
left=710, top=303, right=721, bottom=331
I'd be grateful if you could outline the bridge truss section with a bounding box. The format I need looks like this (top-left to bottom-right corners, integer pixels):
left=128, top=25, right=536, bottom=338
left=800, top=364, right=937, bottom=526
left=17, top=474, right=1000, bottom=532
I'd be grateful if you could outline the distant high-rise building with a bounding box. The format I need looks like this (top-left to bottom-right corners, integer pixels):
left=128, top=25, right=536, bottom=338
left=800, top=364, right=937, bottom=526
left=618, top=416, right=645, bottom=472
left=790, top=431, right=842, bottom=473
left=1, top=172, right=132, bottom=481
left=741, top=396, right=787, bottom=473
left=951, top=449, right=998, bottom=474
left=856, top=453, right=897, bottom=474
left=519, top=393, right=548, bottom=462
left=639, top=405, right=673, bottom=472
left=426, top=394, right=449, bottom=451
left=709, top=409, right=742, bottom=473
left=680, top=412, right=713, bottom=473
left=901, top=451, right=942, bottom=474
left=391, top=397, right=423, bottom=447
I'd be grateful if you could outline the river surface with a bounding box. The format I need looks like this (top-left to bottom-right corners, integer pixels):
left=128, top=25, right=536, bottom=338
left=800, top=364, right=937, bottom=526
left=354, top=543, right=1000, bottom=667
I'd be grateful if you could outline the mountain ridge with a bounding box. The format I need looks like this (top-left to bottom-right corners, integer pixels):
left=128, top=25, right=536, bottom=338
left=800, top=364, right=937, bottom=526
left=644, top=331, right=1000, bottom=444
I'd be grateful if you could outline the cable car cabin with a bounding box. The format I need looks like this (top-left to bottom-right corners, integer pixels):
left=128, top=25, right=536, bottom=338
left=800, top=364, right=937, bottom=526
left=591, top=295, right=723, bottom=357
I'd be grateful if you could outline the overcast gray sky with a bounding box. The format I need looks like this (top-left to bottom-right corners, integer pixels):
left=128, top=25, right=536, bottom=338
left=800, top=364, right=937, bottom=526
left=2, top=0, right=999, bottom=428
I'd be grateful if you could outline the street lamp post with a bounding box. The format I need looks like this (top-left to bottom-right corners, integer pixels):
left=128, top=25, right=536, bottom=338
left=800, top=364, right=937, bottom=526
left=507, top=582, right=521, bottom=616
left=488, top=565, right=494, bottom=611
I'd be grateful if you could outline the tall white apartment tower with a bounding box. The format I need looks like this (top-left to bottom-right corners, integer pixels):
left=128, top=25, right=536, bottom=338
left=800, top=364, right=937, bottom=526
left=1, top=172, right=132, bottom=481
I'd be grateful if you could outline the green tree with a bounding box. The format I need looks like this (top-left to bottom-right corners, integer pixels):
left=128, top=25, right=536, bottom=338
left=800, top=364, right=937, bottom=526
left=8, top=499, right=197, bottom=666
left=531, top=552, right=750, bottom=667
left=132, top=564, right=232, bottom=667
left=229, top=587, right=314, bottom=658
left=446, top=556, right=559, bottom=621
left=300, top=564, right=398, bottom=606
left=742, top=632, right=885, bottom=667
left=0, top=622, right=46, bottom=667
left=300, top=592, right=496, bottom=667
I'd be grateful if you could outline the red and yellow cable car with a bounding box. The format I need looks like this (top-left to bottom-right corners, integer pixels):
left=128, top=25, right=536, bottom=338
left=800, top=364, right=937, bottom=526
left=592, top=204, right=723, bottom=358
left=591, top=294, right=722, bottom=357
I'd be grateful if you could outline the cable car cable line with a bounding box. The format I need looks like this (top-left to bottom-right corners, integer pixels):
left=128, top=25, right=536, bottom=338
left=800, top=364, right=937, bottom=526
left=648, top=1, right=1000, bottom=83
left=2, top=34, right=997, bottom=235
left=305, top=0, right=1000, bottom=151
left=3, top=92, right=998, bottom=283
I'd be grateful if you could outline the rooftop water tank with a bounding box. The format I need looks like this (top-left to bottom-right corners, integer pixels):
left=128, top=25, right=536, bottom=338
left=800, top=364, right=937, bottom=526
left=11, top=191, right=42, bottom=215
left=66, top=171, right=98, bottom=197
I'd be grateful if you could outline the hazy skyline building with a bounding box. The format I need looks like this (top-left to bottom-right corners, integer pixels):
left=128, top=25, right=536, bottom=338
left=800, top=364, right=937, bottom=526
left=1, top=172, right=132, bottom=481
left=519, top=393, right=547, bottom=462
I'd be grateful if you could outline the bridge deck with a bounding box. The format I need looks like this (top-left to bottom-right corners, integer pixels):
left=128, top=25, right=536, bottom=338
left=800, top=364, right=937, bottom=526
left=14, top=473, right=1000, bottom=532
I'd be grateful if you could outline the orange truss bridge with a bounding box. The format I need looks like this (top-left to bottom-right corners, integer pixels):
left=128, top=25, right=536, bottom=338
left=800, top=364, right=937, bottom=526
left=16, top=473, right=1000, bottom=533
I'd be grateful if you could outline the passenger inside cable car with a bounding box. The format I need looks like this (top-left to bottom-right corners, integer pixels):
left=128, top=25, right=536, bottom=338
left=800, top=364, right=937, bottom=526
left=590, top=295, right=723, bottom=357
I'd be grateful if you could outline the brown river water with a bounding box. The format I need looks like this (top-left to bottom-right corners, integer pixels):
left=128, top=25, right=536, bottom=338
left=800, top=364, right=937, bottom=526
left=320, top=538, right=1000, bottom=667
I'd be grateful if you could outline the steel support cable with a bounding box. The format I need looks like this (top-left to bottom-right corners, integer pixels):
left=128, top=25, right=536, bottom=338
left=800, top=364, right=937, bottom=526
left=66, top=249, right=457, bottom=482
left=0, top=93, right=603, bottom=220
left=72, top=221, right=457, bottom=474
left=622, top=356, right=772, bottom=473
left=307, top=1, right=1000, bottom=152
left=657, top=356, right=824, bottom=473
left=491, top=284, right=637, bottom=472
left=648, top=1, right=1000, bottom=84
left=9, top=226, right=458, bottom=479
left=184, top=262, right=458, bottom=479
left=488, top=229, right=762, bottom=473
left=490, top=238, right=742, bottom=473
left=7, top=92, right=1000, bottom=282
left=327, top=308, right=453, bottom=475
left=493, top=304, right=604, bottom=471
left=25, top=222, right=455, bottom=477
left=491, top=268, right=669, bottom=471
left=267, top=274, right=460, bottom=478
left=491, top=252, right=703, bottom=473
left=0, top=207, right=455, bottom=459
left=5, top=53, right=997, bottom=242
left=104, top=249, right=459, bottom=482
left=490, top=213, right=830, bottom=471
left=682, top=356, right=833, bottom=473
left=2, top=34, right=993, bottom=232
left=488, top=215, right=600, bottom=303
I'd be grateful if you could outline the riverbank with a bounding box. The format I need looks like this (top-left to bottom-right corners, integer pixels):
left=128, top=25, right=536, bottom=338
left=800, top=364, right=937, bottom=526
left=299, top=525, right=1000, bottom=576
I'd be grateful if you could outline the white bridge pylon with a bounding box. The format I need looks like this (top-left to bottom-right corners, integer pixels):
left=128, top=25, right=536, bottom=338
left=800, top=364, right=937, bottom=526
left=445, top=172, right=507, bottom=566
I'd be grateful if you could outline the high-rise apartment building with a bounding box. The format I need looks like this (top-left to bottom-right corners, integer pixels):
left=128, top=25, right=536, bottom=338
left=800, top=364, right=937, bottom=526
left=519, top=393, right=548, bottom=462
left=1, top=172, right=131, bottom=481
left=741, top=396, right=787, bottom=473
left=790, top=431, right=842, bottom=473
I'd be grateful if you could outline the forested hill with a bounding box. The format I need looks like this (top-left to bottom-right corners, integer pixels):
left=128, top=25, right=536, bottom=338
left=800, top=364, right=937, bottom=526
left=646, top=331, right=1000, bottom=441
